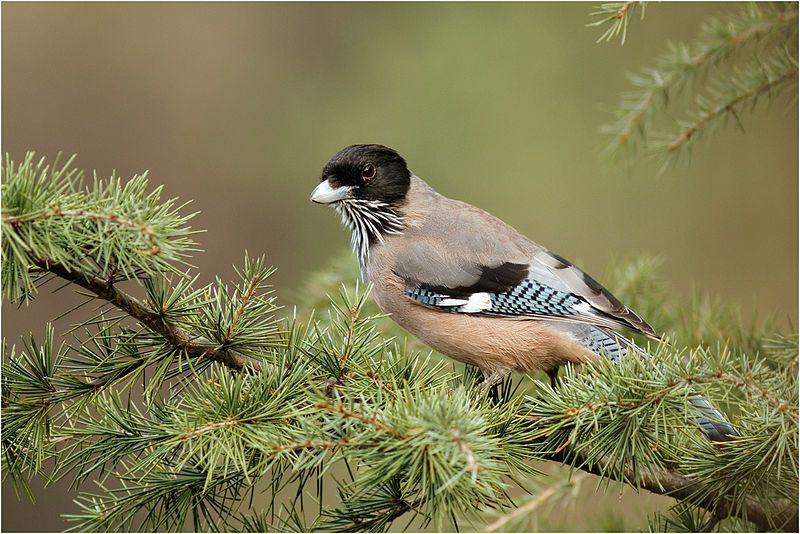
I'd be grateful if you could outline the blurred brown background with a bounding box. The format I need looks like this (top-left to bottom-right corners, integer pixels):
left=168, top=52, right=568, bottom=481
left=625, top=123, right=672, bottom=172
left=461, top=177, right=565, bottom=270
left=2, top=2, right=797, bottom=531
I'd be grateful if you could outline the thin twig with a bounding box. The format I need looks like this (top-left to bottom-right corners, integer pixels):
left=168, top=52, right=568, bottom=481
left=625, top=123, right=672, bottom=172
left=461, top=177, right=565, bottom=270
left=554, top=371, right=796, bottom=420
left=451, top=431, right=479, bottom=478
left=340, top=304, right=360, bottom=367
left=667, top=67, right=798, bottom=152
left=316, top=401, right=404, bottom=438
left=270, top=439, right=351, bottom=454
left=224, top=276, right=260, bottom=341
left=484, top=472, right=590, bottom=532
left=679, top=372, right=798, bottom=418
left=179, top=419, right=239, bottom=440
left=383, top=496, right=426, bottom=524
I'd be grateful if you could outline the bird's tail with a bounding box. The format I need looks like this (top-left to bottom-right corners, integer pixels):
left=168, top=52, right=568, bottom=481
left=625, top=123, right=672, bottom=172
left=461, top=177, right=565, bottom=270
left=579, top=326, right=738, bottom=442
left=689, top=397, right=739, bottom=441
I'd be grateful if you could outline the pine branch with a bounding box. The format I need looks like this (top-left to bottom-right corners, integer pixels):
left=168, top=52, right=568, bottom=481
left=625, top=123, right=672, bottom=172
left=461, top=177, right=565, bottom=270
left=317, top=391, right=797, bottom=532
left=2, top=153, right=198, bottom=302
left=3, top=208, right=162, bottom=256
left=3, top=154, right=270, bottom=376
left=600, top=3, right=798, bottom=162
left=664, top=50, right=797, bottom=154
left=32, top=259, right=259, bottom=374
left=521, top=341, right=797, bottom=532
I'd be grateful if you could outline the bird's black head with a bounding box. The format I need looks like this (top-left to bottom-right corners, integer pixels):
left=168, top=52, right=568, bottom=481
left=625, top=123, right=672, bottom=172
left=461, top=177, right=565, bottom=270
left=310, top=144, right=411, bottom=206
left=311, top=144, right=410, bottom=272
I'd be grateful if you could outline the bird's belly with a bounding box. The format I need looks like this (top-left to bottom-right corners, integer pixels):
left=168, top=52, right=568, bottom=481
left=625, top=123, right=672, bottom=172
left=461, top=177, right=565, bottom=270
left=372, top=289, right=598, bottom=374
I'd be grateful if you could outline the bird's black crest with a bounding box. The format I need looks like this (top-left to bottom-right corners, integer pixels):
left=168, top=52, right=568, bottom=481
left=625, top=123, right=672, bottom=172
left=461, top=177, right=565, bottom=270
left=321, top=144, right=411, bottom=205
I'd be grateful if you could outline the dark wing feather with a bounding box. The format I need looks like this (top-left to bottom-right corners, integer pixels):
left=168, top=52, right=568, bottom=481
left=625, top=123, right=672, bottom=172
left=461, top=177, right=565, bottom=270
left=421, top=262, right=529, bottom=296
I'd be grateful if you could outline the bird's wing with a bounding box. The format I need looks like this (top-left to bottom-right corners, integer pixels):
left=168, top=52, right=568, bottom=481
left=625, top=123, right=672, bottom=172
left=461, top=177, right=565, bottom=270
left=393, top=239, right=658, bottom=339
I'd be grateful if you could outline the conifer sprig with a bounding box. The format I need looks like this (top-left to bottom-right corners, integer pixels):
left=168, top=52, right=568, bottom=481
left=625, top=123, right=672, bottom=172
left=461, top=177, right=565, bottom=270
left=587, top=2, right=645, bottom=45
left=598, top=2, right=797, bottom=164
left=2, top=153, right=198, bottom=302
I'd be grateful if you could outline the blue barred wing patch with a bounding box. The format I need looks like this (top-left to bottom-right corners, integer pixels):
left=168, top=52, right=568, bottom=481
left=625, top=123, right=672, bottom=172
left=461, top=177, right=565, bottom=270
left=405, top=279, right=589, bottom=318
left=579, top=327, right=645, bottom=363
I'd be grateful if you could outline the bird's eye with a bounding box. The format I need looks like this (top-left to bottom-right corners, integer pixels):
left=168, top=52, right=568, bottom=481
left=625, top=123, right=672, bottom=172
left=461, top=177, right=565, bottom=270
left=361, top=163, right=376, bottom=181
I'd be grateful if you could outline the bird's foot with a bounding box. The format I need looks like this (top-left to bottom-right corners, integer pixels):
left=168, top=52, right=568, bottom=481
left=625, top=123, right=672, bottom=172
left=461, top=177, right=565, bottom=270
left=479, top=369, right=511, bottom=404
left=546, top=367, right=560, bottom=390
left=480, top=369, right=511, bottom=391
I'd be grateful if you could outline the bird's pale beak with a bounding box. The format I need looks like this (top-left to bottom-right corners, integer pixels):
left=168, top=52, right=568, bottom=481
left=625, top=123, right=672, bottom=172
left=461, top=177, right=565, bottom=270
left=310, top=180, right=351, bottom=204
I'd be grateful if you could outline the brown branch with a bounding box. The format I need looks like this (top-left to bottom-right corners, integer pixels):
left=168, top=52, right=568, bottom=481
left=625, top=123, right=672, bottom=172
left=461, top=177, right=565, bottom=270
left=615, top=1, right=635, bottom=21
left=340, top=304, right=360, bottom=367
left=552, top=448, right=798, bottom=532
left=316, top=401, right=404, bottom=438
left=223, top=276, right=260, bottom=341
left=33, top=259, right=260, bottom=374
left=179, top=419, right=239, bottom=440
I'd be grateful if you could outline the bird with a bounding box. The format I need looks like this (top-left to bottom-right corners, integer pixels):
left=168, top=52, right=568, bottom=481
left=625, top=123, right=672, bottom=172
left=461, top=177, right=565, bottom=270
left=310, top=143, right=737, bottom=442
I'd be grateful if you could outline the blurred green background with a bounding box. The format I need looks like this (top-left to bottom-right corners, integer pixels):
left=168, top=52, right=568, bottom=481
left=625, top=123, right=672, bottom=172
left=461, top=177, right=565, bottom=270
left=2, top=2, right=796, bottom=531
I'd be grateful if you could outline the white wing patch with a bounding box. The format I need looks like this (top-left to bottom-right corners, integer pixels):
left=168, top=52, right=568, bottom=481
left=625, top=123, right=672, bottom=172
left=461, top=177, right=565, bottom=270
left=572, top=301, right=592, bottom=313
left=460, top=292, right=492, bottom=313
left=434, top=293, right=492, bottom=313
left=438, top=298, right=469, bottom=307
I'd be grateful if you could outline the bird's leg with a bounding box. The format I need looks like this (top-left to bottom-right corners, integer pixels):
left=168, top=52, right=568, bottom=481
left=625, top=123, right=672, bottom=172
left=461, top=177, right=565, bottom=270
left=480, top=369, right=510, bottom=391
left=480, top=369, right=511, bottom=404
left=546, top=367, right=560, bottom=390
